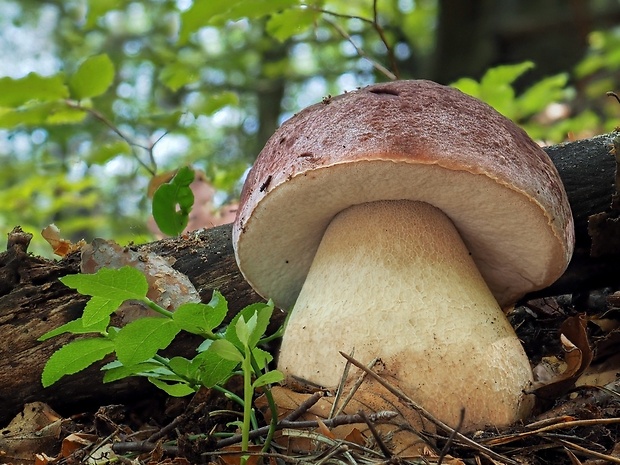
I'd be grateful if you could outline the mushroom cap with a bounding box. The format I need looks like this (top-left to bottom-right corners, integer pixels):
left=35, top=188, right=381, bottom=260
left=233, top=80, right=574, bottom=309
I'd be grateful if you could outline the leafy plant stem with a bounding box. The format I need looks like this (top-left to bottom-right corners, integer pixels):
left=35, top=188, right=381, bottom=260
left=241, top=344, right=253, bottom=465
left=151, top=354, right=198, bottom=389
left=141, top=298, right=175, bottom=318
left=210, top=383, right=257, bottom=430
left=258, top=326, right=285, bottom=344
left=249, top=357, right=278, bottom=453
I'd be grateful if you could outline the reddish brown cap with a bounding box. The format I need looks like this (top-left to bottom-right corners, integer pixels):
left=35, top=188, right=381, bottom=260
left=233, top=80, right=574, bottom=309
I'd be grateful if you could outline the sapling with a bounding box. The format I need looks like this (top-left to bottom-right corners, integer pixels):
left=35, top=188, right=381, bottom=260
left=39, top=265, right=284, bottom=459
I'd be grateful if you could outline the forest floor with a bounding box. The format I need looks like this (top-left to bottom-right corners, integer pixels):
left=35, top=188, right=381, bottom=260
left=4, top=292, right=620, bottom=465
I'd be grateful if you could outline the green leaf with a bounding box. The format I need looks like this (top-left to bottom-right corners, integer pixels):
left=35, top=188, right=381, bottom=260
left=198, top=91, right=240, bottom=116
left=152, top=166, right=195, bottom=236
left=179, top=0, right=297, bottom=43
left=0, top=102, right=87, bottom=129
left=196, top=338, right=213, bottom=353
left=225, top=301, right=274, bottom=350
left=41, top=337, right=114, bottom=387
left=60, top=266, right=149, bottom=301
left=0, top=73, right=68, bottom=107
left=82, top=296, right=124, bottom=326
left=38, top=316, right=110, bottom=341
left=102, top=360, right=164, bottom=383
left=225, top=0, right=298, bottom=23
left=236, top=312, right=257, bottom=347
left=86, top=140, right=132, bottom=165
left=168, top=356, right=193, bottom=378
left=85, top=0, right=122, bottom=29
left=253, top=370, right=284, bottom=388
left=479, top=62, right=534, bottom=117
left=450, top=77, right=481, bottom=99
left=517, top=73, right=569, bottom=117
left=266, top=8, right=318, bottom=42
left=114, top=318, right=181, bottom=366
left=209, top=339, right=244, bottom=363
left=481, top=61, right=534, bottom=88
left=69, top=54, right=115, bottom=100
left=179, top=0, right=231, bottom=43
left=159, top=62, right=200, bottom=92
left=252, top=347, right=273, bottom=370
left=193, top=349, right=238, bottom=387
left=149, top=378, right=196, bottom=397
left=173, top=292, right=228, bottom=334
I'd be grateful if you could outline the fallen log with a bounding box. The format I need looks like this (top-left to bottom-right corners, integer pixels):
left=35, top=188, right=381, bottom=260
left=0, top=132, right=618, bottom=426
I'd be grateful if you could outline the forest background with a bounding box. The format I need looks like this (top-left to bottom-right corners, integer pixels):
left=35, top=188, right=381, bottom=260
left=2, top=0, right=620, bottom=256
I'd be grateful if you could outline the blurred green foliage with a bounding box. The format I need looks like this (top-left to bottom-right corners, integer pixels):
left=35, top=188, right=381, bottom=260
left=0, top=1, right=619, bottom=256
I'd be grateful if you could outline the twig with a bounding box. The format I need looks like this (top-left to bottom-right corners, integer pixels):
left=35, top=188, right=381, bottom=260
left=65, top=100, right=159, bottom=175
left=437, top=408, right=465, bottom=465
left=284, top=391, right=324, bottom=422
left=330, top=349, right=355, bottom=419
left=556, top=438, right=620, bottom=463
left=215, top=410, right=397, bottom=449
left=112, top=411, right=398, bottom=455
left=371, top=0, right=399, bottom=78
left=483, top=417, right=620, bottom=446
left=306, top=2, right=398, bottom=79
left=607, top=91, right=620, bottom=105
left=147, top=411, right=189, bottom=443
left=358, top=410, right=392, bottom=459
left=332, top=357, right=379, bottom=419
left=314, top=444, right=351, bottom=465
left=321, top=17, right=397, bottom=81
left=338, top=351, right=520, bottom=465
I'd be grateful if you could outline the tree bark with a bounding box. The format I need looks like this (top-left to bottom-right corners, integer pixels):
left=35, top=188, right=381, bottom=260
left=0, top=132, right=618, bottom=426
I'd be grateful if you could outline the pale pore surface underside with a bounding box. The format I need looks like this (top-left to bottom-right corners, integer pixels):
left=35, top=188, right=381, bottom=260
left=277, top=200, right=535, bottom=429
left=235, top=161, right=563, bottom=311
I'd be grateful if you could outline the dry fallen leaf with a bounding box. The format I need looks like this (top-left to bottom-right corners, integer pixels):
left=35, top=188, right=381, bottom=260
left=533, top=314, right=593, bottom=399
left=59, top=433, right=98, bottom=459
left=217, top=444, right=264, bottom=465
left=576, top=352, right=620, bottom=387
left=0, top=402, right=64, bottom=464
left=41, top=224, right=85, bottom=257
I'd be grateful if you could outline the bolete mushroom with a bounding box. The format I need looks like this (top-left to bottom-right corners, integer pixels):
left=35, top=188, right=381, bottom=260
left=232, top=80, right=574, bottom=430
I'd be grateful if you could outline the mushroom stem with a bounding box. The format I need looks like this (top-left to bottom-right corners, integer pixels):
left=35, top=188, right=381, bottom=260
left=278, top=200, right=534, bottom=430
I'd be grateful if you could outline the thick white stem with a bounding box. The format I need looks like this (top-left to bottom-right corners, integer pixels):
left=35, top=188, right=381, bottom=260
left=278, top=200, right=534, bottom=429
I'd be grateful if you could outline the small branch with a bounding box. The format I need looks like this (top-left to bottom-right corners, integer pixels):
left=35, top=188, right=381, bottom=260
left=146, top=411, right=189, bottom=444
left=372, top=0, right=399, bottom=79
left=555, top=438, right=620, bottom=463
left=607, top=91, right=620, bottom=105
left=307, top=4, right=398, bottom=81
left=437, top=408, right=465, bottom=465
left=322, top=18, right=397, bottom=81
left=65, top=100, right=158, bottom=175
left=284, top=391, right=324, bottom=422
left=358, top=410, right=392, bottom=459
left=214, top=409, right=398, bottom=449
left=112, top=410, right=398, bottom=456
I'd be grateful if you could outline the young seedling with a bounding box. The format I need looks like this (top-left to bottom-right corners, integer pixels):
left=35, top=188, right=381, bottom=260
left=39, top=265, right=283, bottom=460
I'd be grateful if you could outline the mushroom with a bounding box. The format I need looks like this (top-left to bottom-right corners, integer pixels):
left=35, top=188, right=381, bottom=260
left=232, top=80, right=574, bottom=430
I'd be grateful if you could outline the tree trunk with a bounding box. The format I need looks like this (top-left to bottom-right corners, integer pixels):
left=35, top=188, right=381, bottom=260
left=430, top=0, right=620, bottom=86
left=0, top=132, right=618, bottom=426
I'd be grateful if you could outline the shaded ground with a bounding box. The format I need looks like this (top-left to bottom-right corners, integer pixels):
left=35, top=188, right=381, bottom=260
left=4, top=290, right=620, bottom=465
